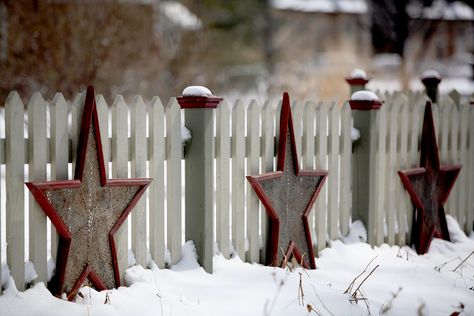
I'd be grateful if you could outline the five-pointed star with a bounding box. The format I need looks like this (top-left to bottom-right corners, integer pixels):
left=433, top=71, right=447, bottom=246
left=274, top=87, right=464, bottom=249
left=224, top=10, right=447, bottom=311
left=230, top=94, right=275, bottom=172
left=247, top=93, right=327, bottom=269
left=26, top=86, right=151, bottom=300
left=398, top=101, right=461, bottom=254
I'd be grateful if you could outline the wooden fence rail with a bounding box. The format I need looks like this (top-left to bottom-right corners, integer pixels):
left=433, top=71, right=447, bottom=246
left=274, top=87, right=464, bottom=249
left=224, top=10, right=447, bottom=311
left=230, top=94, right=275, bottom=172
left=0, top=89, right=473, bottom=293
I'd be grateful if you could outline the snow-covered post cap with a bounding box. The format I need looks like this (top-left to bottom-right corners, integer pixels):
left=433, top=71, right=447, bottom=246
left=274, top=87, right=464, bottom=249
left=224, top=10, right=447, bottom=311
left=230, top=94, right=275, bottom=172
left=346, top=68, right=370, bottom=86
left=420, top=69, right=441, bottom=103
left=177, top=86, right=223, bottom=109
left=349, top=90, right=383, bottom=110
left=346, top=68, right=370, bottom=95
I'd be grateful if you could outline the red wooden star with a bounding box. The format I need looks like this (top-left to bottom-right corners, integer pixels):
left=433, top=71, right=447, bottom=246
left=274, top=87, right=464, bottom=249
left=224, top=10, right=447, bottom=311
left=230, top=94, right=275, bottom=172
left=26, top=86, right=151, bottom=300
left=398, top=102, right=461, bottom=254
left=246, top=93, right=327, bottom=269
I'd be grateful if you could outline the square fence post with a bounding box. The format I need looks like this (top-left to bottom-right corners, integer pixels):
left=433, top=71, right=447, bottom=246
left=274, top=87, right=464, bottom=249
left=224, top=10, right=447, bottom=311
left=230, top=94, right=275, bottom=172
left=349, top=92, right=382, bottom=244
left=177, top=90, right=222, bottom=273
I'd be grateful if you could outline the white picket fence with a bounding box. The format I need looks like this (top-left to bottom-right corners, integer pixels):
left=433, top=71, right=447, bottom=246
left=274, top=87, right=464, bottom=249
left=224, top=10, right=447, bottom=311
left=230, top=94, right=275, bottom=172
left=0, top=89, right=473, bottom=293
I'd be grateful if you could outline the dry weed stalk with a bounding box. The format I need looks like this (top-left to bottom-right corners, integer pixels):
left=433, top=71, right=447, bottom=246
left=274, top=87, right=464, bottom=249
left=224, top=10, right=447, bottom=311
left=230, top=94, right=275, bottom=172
left=452, top=251, right=474, bottom=272
left=311, top=285, right=335, bottom=316
left=379, top=287, right=402, bottom=315
left=344, top=256, right=378, bottom=294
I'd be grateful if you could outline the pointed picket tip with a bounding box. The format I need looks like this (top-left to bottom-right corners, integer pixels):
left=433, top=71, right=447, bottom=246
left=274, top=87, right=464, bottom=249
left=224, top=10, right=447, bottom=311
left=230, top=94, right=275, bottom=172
left=218, top=99, right=231, bottom=114
left=112, top=95, right=127, bottom=110
left=71, top=91, right=86, bottom=108
left=28, top=92, right=46, bottom=108
left=95, top=94, right=108, bottom=108
left=5, top=90, right=23, bottom=109
left=232, top=99, right=246, bottom=113
left=52, top=92, right=68, bottom=107
left=247, top=99, right=259, bottom=112
left=150, top=96, right=164, bottom=108
left=166, top=97, right=180, bottom=110
left=303, top=101, right=316, bottom=116
left=132, top=95, right=146, bottom=109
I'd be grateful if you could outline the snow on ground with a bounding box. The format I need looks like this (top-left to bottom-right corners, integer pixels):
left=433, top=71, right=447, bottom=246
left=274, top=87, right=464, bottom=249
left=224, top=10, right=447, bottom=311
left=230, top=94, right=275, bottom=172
left=1, top=216, right=473, bottom=316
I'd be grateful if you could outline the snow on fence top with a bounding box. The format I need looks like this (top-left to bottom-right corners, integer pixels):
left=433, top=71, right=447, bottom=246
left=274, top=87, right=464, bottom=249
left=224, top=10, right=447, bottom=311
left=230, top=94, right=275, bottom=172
left=349, top=68, right=368, bottom=80
left=421, top=69, right=441, bottom=80
left=272, top=0, right=367, bottom=14
left=350, top=90, right=379, bottom=102
left=182, top=86, right=213, bottom=97
left=160, top=1, right=202, bottom=30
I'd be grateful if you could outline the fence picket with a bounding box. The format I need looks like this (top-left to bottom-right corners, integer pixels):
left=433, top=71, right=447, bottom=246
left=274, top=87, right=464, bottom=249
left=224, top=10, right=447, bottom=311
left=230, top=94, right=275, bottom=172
left=467, top=105, right=474, bottom=233
left=5, top=91, right=26, bottom=290
left=396, top=103, right=409, bottom=246
left=327, top=102, right=340, bottom=240
left=339, top=103, right=351, bottom=236
left=373, top=105, right=387, bottom=245
left=131, top=96, right=147, bottom=267
left=386, top=100, right=399, bottom=244
left=28, top=92, right=48, bottom=284
left=303, top=102, right=316, bottom=243
left=216, top=101, right=231, bottom=258
left=111, top=95, right=129, bottom=281
left=447, top=103, right=459, bottom=220
left=291, top=100, right=304, bottom=166
left=315, top=102, right=328, bottom=254
left=166, top=98, right=182, bottom=265
left=50, top=93, right=69, bottom=261
left=260, top=99, right=275, bottom=262
left=246, top=100, right=260, bottom=263
left=458, top=104, right=468, bottom=231
left=96, top=95, right=110, bottom=173
left=71, top=92, right=85, bottom=171
left=148, top=96, right=166, bottom=267
left=232, top=100, right=246, bottom=259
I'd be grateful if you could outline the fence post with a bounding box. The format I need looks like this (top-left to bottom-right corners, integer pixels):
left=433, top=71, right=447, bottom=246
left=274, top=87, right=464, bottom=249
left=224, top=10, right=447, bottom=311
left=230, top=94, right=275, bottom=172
left=421, top=70, right=441, bottom=103
left=349, top=91, right=383, bottom=244
left=346, top=69, right=369, bottom=95
left=177, top=87, right=222, bottom=273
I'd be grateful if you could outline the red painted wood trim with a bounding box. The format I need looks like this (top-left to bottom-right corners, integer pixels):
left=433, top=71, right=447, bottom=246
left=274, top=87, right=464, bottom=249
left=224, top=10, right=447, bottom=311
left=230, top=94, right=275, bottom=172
left=176, top=96, right=223, bottom=109
left=345, top=78, right=369, bottom=86
left=349, top=100, right=383, bottom=110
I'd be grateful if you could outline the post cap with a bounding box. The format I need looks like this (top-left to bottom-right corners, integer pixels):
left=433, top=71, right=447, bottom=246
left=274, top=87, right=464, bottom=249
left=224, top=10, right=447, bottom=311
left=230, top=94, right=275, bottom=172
left=420, top=69, right=441, bottom=86
left=346, top=68, right=369, bottom=86
left=349, top=90, right=382, bottom=110
left=177, top=86, right=223, bottom=109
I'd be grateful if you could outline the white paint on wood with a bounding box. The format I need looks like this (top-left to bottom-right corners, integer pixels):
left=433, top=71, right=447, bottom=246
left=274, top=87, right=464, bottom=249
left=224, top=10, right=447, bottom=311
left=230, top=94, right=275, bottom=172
left=373, top=106, right=387, bottom=245
left=71, top=92, right=85, bottom=172
left=216, top=101, right=231, bottom=258
left=28, top=92, right=48, bottom=284
left=111, top=95, right=129, bottom=282
left=291, top=100, right=304, bottom=166
left=466, top=106, right=474, bottom=233
left=131, top=96, right=147, bottom=267
left=327, top=102, right=340, bottom=240
left=5, top=91, right=26, bottom=290
left=302, top=102, right=316, bottom=244
left=315, top=102, right=328, bottom=254
left=339, top=102, right=352, bottom=237
left=246, top=100, right=260, bottom=263
left=260, top=99, right=275, bottom=262
left=386, top=99, right=399, bottom=245
left=166, top=98, right=182, bottom=264
left=396, top=103, right=409, bottom=246
left=457, top=104, right=468, bottom=231
left=447, top=103, right=459, bottom=222
left=232, top=100, right=246, bottom=259
left=148, top=96, right=166, bottom=268
left=96, top=95, right=109, bottom=175
left=50, top=93, right=69, bottom=261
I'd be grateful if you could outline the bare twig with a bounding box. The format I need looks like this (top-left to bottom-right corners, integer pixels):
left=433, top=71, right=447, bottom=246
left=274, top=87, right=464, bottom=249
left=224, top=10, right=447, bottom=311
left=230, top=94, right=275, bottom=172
left=298, top=272, right=304, bottom=306
left=453, top=251, right=474, bottom=272
left=344, top=256, right=378, bottom=294
left=434, top=256, right=461, bottom=272
left=351, top=264, right=379, bottom=299
left=379, top=287, right=402, bottom=315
